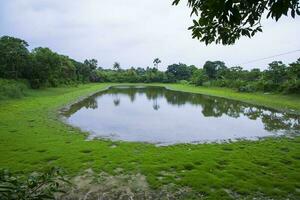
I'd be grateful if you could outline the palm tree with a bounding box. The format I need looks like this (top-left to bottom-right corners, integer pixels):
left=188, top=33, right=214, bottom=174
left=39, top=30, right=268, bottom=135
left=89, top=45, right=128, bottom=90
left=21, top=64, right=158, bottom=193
left=153, top=58, right=161, bottom=69
left=113, top=62, right=121, bottom=71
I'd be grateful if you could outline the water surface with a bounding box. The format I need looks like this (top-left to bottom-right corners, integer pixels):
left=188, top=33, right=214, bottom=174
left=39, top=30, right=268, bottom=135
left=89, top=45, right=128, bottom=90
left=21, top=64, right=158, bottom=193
left=63, top=86, right=300, bottom=145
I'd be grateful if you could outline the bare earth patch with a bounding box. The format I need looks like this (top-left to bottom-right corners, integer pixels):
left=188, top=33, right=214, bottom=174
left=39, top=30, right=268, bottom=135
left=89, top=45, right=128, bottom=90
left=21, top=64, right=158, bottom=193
left=58, top=169, right=202, bottom=200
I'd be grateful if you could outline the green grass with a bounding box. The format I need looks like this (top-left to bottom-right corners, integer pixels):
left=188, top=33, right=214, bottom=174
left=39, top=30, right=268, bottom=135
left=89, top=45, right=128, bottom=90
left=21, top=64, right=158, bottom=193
left=0, top=83, right=300, bottom=199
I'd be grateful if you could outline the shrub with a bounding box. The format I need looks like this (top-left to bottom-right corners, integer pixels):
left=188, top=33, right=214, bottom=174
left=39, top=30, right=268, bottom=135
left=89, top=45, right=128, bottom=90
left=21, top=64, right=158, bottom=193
left=238, top=84, right=256, bottom=93
left=210, top=79, right=227, bottom=87
left=0, top=167, right=70, bottom=200
left=0, top=79, right=28, bottom=99
left=281, top=80, right=300, bottom=94
left=229, top=80, right=247, bottom=89
left=178, top=80, right=189, bottom=85
left=257, top=80, right=276, bottom=92
left=191, top=69, right=207, bottom=86
left=28, top=79, right=41, bottom=89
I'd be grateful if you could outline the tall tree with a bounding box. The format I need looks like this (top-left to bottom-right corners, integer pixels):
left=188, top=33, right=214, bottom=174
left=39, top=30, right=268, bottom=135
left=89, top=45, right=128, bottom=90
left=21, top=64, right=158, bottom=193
left=203, top=61, right=227, bottom=80
left=166, top=63, right=194, bottom=81
left=172, top=0, right=300, bottom=45
left=84, top=59, right=98, bottom=70
left=29, top=47, right=61, bottom=87
left=0, top=36, right=30, bottom=79
left=286, top=58, right=300, bottom=93
left=113, top=62, right=121, bottom=71
left=153, top=58, right=161, bottom=69
left=191, top=68, right=206, bottom=86
left=265, top=61, right=288, bottom=85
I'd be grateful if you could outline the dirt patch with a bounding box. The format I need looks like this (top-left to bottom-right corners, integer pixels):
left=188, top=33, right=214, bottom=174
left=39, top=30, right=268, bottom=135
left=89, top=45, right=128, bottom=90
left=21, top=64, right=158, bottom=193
left=57, top=169, right=201, bottom=200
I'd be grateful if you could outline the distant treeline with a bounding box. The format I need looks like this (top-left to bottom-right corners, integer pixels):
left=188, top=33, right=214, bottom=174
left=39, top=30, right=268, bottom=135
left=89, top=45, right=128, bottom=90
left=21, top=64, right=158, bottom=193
left=0, top=36, right=299, bottom=94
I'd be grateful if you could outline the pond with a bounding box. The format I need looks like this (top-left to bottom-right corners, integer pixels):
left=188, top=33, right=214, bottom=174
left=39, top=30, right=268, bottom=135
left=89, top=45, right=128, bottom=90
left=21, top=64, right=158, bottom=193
left=63, top=86, right=300, bottom=145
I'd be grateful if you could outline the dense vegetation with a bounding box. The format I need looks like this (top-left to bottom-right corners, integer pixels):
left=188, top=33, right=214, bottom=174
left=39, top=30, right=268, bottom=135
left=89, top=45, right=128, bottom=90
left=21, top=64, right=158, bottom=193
left=0, top=36, right=98, bottom=89
left=93, top=59, right=300, bottom=94
left=0, top=167, right=68, bottom=200
left=1, top=35, right=299, bottom=96
left=0, top=79, right=28, bottom=99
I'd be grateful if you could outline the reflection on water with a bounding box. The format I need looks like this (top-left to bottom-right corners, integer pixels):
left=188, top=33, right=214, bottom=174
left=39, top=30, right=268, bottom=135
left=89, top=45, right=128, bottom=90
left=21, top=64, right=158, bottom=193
left=63, top=86, right=300, bottom=145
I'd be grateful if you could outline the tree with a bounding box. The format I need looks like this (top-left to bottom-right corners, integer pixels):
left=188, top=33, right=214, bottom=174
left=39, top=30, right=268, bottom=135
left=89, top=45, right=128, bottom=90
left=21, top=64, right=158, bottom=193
left=166, top=63, right=195, bottom=81
left=29, top=47, right=62, bottom=88
left=285, top=58, right=300, bottom=93
left=0, top=36, right=30, bottom=79
left=73, top=60, right=92, bottom=83
left=113, top=62, right=121, bottom=71
left=203, top=61, right=226, bottom=80
left=191, top=69, right=206, bottom=86
left=59, top=55, right=76, bottom=84
left=224, top=66, right=243, bottom=80
left=153, top=58, right=161, bottom=69
left=172, top=0, right=300, bottom=45
left=84, top=59, right=102, bottom=82
left=84, top=59, right=98, bottom=70
left=265, top=61, right=288, bottom=85
left=245, top=68, right=261, bottom=82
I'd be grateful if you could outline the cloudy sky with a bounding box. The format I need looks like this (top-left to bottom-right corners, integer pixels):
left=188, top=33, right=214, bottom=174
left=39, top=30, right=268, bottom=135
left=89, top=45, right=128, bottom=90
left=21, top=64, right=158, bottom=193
left=1, top=0, right=299, bottom=70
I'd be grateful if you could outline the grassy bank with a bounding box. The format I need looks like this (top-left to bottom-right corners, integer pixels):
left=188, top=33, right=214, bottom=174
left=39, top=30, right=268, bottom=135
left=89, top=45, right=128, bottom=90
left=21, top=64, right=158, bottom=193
left=0, top=83, right=300, bottom=199
left=162, top=84, right=300, bottom=113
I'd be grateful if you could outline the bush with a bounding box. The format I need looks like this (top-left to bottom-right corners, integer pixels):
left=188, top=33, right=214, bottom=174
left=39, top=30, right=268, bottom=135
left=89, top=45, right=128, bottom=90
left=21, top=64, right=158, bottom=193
left=261, top=81, right=277, bottom=92
left=28, top=79, right=41, bottom=89
left=238, top=84, right=256, bottom=92
left=210, top=79, right=227, bottom=87
left=0, top=79, right=28, bottom=99
left=0, top=167, right=70, bottom=200
left=230, top=80, right=247, bottom=89
left=281, top=80, right=300, bottom=94
left=178, top=80, right=189, bottom=85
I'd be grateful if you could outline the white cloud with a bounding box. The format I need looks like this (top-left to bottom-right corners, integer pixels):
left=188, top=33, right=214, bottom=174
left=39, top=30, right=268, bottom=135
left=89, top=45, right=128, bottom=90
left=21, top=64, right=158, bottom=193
left=1, top=0, right=299, bottom=70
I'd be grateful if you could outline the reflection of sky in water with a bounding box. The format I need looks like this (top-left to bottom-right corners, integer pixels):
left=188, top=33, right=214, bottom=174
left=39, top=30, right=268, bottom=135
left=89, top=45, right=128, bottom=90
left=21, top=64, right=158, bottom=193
left=65, top=87, right=300, bottom=145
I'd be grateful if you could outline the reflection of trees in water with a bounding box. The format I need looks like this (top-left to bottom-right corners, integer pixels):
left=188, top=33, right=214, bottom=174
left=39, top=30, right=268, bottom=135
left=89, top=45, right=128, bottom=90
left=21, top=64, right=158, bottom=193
left=64, top=86, right=300, bottom=132
left=63, top=96, right=98, bottom=117
left=84, top=98, right=98, bottom=109
left=153, top=99, right=160, bottom=111
left=113, top=93, right=121, bottom=106
left=113, top=98, right=120, bottom=106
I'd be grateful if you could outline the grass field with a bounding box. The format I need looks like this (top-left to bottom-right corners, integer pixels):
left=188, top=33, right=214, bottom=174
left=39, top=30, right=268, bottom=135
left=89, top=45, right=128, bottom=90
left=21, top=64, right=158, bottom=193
left=0, top=83, right=300, bottom=199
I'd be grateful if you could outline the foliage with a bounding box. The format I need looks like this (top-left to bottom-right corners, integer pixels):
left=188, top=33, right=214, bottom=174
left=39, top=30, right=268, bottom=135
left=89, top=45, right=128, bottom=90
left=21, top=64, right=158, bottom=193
left=198, top=59, right=300, bottom=94
left=113, top=62, right=121, bottom=71
left=0, top=36, right=99, bottom=89
left=0, top=36, right=30, bottom=79
left=84, top=59, right=98, bottom=71
left=0, top=167, right=70, bottom=200
left=0, top=79, right=28, bottom=99
left=203, top=61, right=226, bottom=80
left=178, top=80, right=189, bottom=84
left=94, top=67, right=169, bottom=83
left=166, top=63, right=196, bottom=82
left=172, top=0, right=300, bottom=44
left=0, top=35, right=299, bottom=94
left=29, top=48, right=66, bottom=88
left=153, top=58, right=161, bottom=68
left=191, top=68, right=206, bottom=86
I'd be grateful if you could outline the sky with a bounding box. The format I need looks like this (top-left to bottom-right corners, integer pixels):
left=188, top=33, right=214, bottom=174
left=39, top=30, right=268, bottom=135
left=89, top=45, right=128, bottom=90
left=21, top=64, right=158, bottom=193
left=0, top=0, right=300, bottom=70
